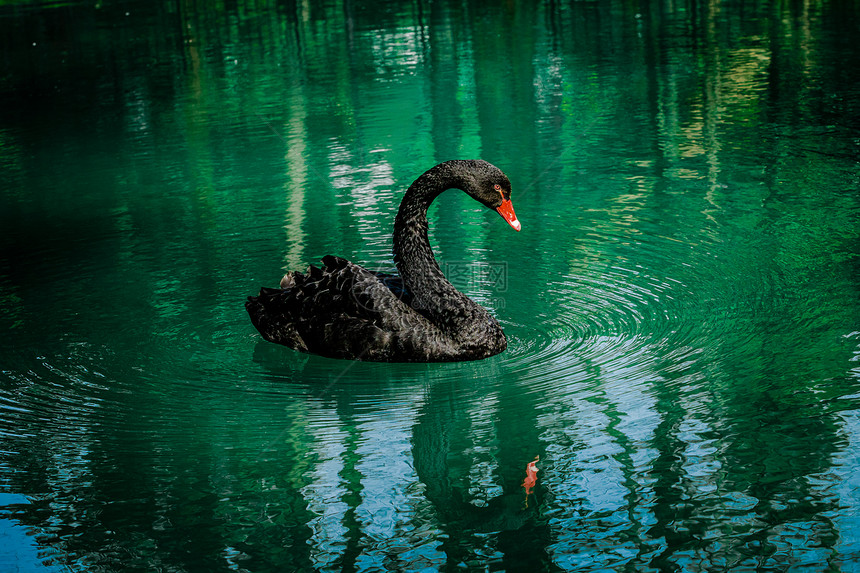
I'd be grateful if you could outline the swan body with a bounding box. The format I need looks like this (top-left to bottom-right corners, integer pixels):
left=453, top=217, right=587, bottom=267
left=246, top=160, right=520, bottom=362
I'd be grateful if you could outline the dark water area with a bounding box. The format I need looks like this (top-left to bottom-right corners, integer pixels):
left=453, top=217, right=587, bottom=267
left=1, top=0, right=859, bottom=571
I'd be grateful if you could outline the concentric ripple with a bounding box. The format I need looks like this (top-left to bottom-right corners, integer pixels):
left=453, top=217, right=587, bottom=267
left=494, top=225, right=792, bottom=402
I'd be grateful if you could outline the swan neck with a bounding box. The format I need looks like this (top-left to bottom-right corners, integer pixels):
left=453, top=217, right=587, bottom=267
left=392, top=163, right=469, bottom=311
left=393, top=166, right=448, bottom=279
left=390, top=161, right=505, bottom=352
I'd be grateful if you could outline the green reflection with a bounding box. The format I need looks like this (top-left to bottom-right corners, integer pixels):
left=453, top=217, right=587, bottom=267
left=0, top=0, right=859, bottom=571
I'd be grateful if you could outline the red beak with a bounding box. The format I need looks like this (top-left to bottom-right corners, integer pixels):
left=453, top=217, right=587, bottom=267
left=496, top=199, right=521, bottom=231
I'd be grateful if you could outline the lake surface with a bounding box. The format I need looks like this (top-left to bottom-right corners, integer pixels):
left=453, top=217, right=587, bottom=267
left=1, top=0, right=859, bottom=570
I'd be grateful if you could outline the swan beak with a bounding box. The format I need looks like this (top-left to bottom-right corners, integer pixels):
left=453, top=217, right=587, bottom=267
left=496, top=199, right=521, bottom=232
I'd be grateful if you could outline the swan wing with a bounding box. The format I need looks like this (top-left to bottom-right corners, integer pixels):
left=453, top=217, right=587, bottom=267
left=246, top=255, right=445, bottom=361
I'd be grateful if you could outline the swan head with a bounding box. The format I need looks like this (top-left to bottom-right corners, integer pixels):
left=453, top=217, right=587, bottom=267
left=456, top=159, right=521, bottom=232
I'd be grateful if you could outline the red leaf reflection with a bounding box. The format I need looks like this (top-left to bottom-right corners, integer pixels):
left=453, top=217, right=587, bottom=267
left=522, top=456, right=539, bottom=495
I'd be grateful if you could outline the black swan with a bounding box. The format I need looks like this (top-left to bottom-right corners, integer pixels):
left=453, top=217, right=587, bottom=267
left=245, top=160, right=520, bottom=362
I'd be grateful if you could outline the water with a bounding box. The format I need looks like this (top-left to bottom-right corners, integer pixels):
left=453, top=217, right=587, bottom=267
left=1, top=0, right=859, bottom=570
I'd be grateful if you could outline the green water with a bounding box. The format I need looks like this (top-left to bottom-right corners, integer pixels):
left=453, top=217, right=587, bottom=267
left=1, top=0, right=859, bottom=570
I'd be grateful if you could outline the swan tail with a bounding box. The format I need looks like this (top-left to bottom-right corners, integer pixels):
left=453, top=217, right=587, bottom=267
left=246, top=257, right=375, bottom=355
left=248, top=255, right=427, bottom=360
left=245, top=290, right=310, bottom=352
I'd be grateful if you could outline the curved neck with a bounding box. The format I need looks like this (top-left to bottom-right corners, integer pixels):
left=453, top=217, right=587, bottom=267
left=392, top=162, right=484, bottom=330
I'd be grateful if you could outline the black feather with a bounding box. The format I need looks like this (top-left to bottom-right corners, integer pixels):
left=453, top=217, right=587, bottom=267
left=246, top=160, right=514, bottom=362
